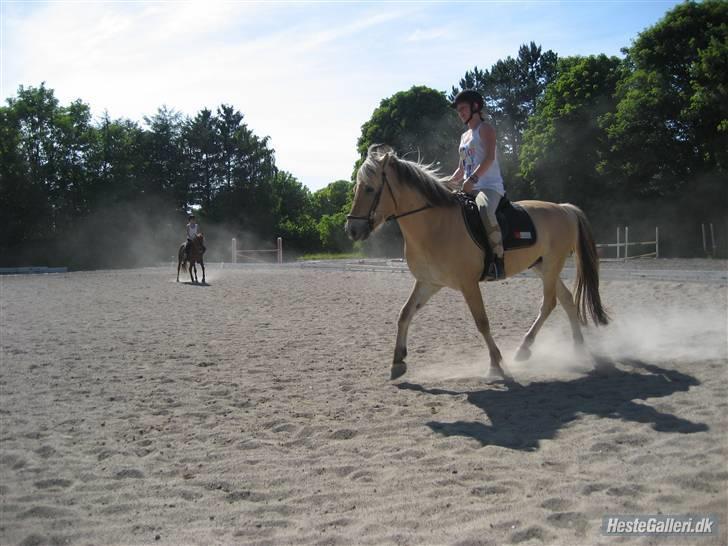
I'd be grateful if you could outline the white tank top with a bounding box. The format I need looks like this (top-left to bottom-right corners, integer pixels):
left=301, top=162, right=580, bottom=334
left=187, top=223, right=198, bottom=239
left=459, top=121, right=505, bottom=195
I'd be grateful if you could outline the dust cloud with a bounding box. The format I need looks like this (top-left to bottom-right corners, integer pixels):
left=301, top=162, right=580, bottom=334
left=44, top=196, right=282, bottom=272
left=411, top=301, right=727, bottom=383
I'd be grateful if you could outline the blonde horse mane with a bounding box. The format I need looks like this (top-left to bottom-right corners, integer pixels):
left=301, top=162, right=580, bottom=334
left=360, top=144, right=458, bottom=208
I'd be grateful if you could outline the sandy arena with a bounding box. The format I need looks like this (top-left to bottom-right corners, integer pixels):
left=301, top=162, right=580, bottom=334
left=1, top=260, right=727, bottom=545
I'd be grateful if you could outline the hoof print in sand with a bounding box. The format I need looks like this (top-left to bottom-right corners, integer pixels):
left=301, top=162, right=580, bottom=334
left=330, top=429, right=357, bottom=440
left=546, top=512, right=588, bottom=534
left=33, top=479, right=73, bottom=490
left=114, top=468, right=144, bottom=479
left=540, top=497, right=572, bottom=511
left=17, top=505, right=75, bottom=520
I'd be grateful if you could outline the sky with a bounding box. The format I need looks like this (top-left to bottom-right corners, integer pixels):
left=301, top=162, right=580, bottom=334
left=1, top=0, right=684, bottom=191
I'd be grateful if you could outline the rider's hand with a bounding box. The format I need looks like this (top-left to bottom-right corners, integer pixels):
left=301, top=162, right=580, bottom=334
left=461, top=175, right=477, bottom=193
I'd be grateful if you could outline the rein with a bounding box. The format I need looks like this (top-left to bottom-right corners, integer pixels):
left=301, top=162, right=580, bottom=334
left=346, top=168, right=431, bottom=229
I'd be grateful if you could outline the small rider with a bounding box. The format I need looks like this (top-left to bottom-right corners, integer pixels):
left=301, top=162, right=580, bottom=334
left=448, top=89, right=506, bottom=281
left=185, top=214, right=206, bottom=258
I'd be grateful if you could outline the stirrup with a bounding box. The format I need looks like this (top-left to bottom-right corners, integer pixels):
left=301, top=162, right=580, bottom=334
left=486, top=256, right=505, bottom=281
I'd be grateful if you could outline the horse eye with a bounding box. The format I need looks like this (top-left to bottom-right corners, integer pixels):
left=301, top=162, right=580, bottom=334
left=364, top=186, right=375, bottom=194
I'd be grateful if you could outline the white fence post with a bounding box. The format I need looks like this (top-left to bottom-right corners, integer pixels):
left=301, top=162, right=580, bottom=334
left=625, top=226, right=629, bottom=259
left=232, top=238, right=237, bottom=264
left=616, top=227, right=621, bottom=259
left=277, top=237, right=283, bottom=264
left=655, top=227, right=660, bottom=259
left=710, top=223, right=716, bottom=258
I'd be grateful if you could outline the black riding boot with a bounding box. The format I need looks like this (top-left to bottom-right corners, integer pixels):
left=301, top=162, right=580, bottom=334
left=486, top=255, right=505, bottom=281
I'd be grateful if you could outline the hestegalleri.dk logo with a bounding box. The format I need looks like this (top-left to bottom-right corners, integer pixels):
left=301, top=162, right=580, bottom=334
left=602, top=515, right=718, bottom=535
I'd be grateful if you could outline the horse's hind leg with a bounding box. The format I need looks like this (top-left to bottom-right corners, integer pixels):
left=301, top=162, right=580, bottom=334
left=515, top=260, right=560, bottom=361
left=177, top=260, right=181, bottom=282
left=461, top=282, right=509, bottom=380
left=555, top=277, right=584, bottom=347
left=391, top=280, right=440, bottom=379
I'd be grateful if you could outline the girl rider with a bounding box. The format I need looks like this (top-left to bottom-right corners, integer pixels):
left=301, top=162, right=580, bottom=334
left=448, top=89, right=505, bottom=280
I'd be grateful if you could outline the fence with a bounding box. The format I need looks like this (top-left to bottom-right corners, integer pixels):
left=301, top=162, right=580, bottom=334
left=231, top=237, right=283, bottom=264
left=597, top=226, right=660, bottom=260
left=701, top=223, right=718, bottom=258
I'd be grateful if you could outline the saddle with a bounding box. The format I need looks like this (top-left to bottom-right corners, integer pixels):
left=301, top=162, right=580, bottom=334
left=455, top=192, right=537, bottom=280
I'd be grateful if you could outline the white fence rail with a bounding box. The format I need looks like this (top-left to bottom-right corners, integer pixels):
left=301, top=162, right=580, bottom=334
left=231, top=237, right=283, bottom=264
left=597, top=226, right=659, bottom=260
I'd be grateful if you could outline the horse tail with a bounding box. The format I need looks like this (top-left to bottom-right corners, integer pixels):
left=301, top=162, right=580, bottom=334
left=563, top=204, right=609, bottom=326
left=178, top=245, right=188, bottom=272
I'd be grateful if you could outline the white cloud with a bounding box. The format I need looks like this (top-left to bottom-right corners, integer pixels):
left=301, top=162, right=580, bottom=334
left=3, top=2, right=398, bottom=189
left=406, top=26, right=454, bottom=43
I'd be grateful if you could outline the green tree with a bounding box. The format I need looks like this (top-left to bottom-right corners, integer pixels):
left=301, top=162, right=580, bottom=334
left=520, top=55, right=624, bottom=210
left=141, top=106, right=187, bottom=210
left=605, top=0, right=728, bottom=196
left=317, top=211, right=352, bottom=252
left=357, top=85, right=460, bottom=175
left=0, top=98, right=51, bottom=248
left=311, top=179, right=354, bottom=252
left=87, top=112, right=146, bottom=206
left=311, top=179, right=352, bottom=217
left=3, top=84, right=98, bottom=235
left=181, top=108, right=219, bottom=210
left=206, top=104, right=277, bottom=236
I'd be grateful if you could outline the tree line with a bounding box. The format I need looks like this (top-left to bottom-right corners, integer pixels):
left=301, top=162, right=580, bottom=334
left=1, top=0, right=725, bottom=267
left=0, top=88, right=352, bottom=267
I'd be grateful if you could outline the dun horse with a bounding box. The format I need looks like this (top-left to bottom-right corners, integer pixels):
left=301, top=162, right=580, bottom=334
left=177, top=234, right=206, bottom=284
left=345, top=145, right=608, bottom=380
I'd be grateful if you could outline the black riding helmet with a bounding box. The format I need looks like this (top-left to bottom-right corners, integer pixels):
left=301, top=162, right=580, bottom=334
left=451, top=89, right=485, bottom=124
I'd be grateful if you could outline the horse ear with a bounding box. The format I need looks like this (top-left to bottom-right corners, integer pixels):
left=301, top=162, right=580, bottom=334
left=382, top=150, right=395, bottom=169
left=368, top=143, right=394, bottom=159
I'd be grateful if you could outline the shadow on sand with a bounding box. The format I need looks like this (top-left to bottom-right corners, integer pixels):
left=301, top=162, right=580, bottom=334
left=396, top=359, right=708, bottom=451
left=179, top=280, right=210, bottom=287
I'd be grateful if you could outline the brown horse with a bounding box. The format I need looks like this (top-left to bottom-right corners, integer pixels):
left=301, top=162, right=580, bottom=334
left=177, top=234, right=206, bottom=284
left=345, top=145, right=609, bottom=381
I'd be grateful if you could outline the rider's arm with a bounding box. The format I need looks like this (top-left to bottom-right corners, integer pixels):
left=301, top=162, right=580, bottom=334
left=448, top=164, right=465, bottom=190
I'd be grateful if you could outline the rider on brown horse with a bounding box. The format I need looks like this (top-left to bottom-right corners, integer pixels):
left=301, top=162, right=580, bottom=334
left=185, top=214, right=206, bottom=260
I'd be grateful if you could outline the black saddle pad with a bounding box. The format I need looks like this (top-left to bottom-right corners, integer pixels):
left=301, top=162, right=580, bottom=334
left=457, top=193, right=537, bottom=253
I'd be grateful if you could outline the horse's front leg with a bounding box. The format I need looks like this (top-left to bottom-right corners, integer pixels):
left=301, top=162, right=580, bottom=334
left=391, top=280, right=441, bottom=379
left=200, top=259, right=206, bottom=284
left=460, top=282, right=510, bottom=380
left=190, top=261, right=196, bottom=283
left=515, top=259, right=560, bottom=361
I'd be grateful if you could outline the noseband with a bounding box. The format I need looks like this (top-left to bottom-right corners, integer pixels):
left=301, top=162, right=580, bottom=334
left=346, top=167, right=431, bottom=229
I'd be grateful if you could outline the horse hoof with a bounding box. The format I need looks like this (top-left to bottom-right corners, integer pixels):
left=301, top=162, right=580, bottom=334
left=515, top=347, right=531, bottom=361
left=390, top=363, right=407, bottom=380
left=485, top=368, right=504, bottom=380
left=485, top=369, right=515, bottom=385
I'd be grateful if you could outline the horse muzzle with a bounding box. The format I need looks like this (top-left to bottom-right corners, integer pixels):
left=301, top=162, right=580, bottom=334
left=345, top=218, right=371, bottom=241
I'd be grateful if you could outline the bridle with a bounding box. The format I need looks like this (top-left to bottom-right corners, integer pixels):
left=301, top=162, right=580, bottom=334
left=346, top=161, right=431, bottom=230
